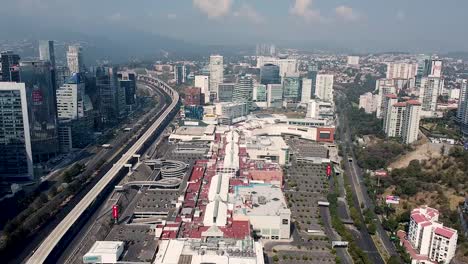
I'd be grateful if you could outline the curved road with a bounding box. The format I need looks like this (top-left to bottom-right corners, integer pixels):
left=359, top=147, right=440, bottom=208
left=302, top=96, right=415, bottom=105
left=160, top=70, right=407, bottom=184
left=26, top=76, right=179, bottom=264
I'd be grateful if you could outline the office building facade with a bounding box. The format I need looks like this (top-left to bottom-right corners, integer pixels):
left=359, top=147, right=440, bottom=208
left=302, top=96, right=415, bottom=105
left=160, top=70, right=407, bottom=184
left=282, top=76, right=301, bottom=102
left=67, top=45, right=84, bottom=74
left=267, top=84, right=283, bottom=108
left=218, top=83, right=235, bottom=102
left=209, top=55, right=223, bottom=97
left=39, top=40, right=56, bottom=68
left=174, top=64, right=186, bottom=85
left=194, top=75, right=209, bottom=103
left=0, top=83, right=33, bottom=180
left=233, top=75, right=254, bottom=109
left=118, top=72, right=137, bottom=106
left=20, top=60, right=59, bottom=162
left=1, top=51, right=21, bottom=82
left=260, top=64, right=281, bottom=85
left=301, top=78, right=313, bottom=104
left=56, top=73, right=85, bottom=120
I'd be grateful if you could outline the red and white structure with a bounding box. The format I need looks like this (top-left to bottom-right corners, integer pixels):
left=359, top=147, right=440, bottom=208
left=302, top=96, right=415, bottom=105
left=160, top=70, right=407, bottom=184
left=397, top=206, right=458, bottom=264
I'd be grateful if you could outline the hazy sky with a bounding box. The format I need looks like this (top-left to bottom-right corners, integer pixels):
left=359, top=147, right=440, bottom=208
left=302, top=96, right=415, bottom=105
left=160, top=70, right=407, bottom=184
left=2, top=0, right=467, bottom=52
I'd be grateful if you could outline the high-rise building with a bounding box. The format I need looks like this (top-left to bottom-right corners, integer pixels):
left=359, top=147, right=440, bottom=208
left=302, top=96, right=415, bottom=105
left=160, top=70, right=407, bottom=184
left=194, top=75, right=210, bottom=103
left=401, top=100, right=421, bottom=144
left=209, top=55, right=223, bottom=97
left=457, top=80, right=468, bottom=135
left=282, top=76, right=301, bottom=102
left=96, top=66, right=122, bottom=123
left=67, top=45, right=84, bottom=74
left=254, top=84, right=267, bottom=101
left=233, top=75, right=254, bottom=109
left=428, top=59, right=443, bottom=78
left=420, top=77, right=443, bottom=112
left=359, top=92, right=378, bottom=114
left=56, top=73, right=85, bottom=120
left=1, top=51, right=21, bottom=82
left=301, top=78, right=313, bottom=104
left=0, top=82, right=34, bottom=180
left=382, top=95, right=421, bottom=144
left=20, top=60, right=59, bottom=162
left=315, top=74, right=334, bottom=102
left=218, top=83, right=235, bottom=102
left=174, top=64, right=186, bottom=85
left=383, top=95, right=403, bottom=138
left=118, top=72, right=137, bottom=106
left=398, top=206, right=457, bottom=264
left=260, top=64, right=281, bottom=85
left=39, top=40, right=56, bottom=68
left=386, top=62, right=417, bottom=80
left=376, top=79, right=397, bottom=118
left=267, top=84, right=283, bottom=108
left=256, top=57, right=297, bottom=78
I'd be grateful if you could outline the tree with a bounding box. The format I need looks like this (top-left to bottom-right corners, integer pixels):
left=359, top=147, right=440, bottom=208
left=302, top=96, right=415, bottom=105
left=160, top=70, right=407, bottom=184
left=272, top=255, right=279, bottom=262
left=387, top=255, right=400, bottom=264
left=368, top=222, right=377, bottom=235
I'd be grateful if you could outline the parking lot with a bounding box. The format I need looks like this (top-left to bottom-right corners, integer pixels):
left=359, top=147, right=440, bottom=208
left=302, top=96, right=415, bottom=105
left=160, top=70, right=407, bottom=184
left=264, top=139, right=336, bottom=264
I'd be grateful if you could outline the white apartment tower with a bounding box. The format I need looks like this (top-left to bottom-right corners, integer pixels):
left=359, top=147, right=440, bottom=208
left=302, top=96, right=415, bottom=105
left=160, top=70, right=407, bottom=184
left=315, top=74, right=334, bottom=102
left=66, top=45, right=83, bottom=74
left=386, top=62, right=417, bottom=80
left=401, top=100, right=422, bottom=144
left=382, top=95, right=401, bottom=137
left=420, top=77, right=443, bottom=112
left=301, top=78, right=313, bottom=104
left=194, top=75, right=210, bottom=103
left=376, top=79, right=397, bottom=118
left=209, top=55, right=223, bottom=97
left=457, top=80, right=468, bottom=135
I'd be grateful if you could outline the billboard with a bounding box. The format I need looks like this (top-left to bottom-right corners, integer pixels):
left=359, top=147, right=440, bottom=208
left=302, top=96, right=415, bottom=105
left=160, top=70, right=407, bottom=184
left=386, top=195, right=400, bottom=205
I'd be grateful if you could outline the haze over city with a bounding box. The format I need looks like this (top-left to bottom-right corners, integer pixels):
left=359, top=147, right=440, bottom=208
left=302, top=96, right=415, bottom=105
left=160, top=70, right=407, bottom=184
left=1, top=0, right=468, bottom=52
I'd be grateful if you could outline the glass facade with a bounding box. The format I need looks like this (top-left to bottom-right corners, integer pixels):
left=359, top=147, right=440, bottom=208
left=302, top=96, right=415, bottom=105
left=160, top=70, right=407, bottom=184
left=1, top=51, right=21, bottom=82
left=0, top=83, right=33, bottom=180
left=282, top=76, right=301, bottom=102
left=218, top=83, right=235, bottom=102
left=260, top=64, right=281, bottom=85
left=20, top=61, right=59, bottom=162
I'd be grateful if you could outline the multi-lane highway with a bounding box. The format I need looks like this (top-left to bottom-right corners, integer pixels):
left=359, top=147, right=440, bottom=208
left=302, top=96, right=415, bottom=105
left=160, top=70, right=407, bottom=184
left=335, top=88, right=398, bottom=263
left=26, top=76, right=179, bottom=264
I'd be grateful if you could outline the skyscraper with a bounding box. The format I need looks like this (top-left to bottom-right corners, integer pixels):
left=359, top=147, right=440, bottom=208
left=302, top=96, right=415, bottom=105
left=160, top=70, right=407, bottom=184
left=194, top=75, right=209, bottom=103
left=67, top=45, right=84, bottom=74
left=39, top=40, right=56, bottom=68
left=376, top=79, right=397, bottom=118
left=118, top=72, right=137, bottom=106
left=457, top=80, right=468, bottom=136
left=0, top=82, right=34, bottom=180
left=282, top=76, right=301, bottom=102
left=209, top=55, right=223, bottom=97
left=260, top=64, right=281, bottom=85
left=233, top=74, right=253, bottom=110
left=401, top=100, right=422, bottom=144
left=96, top=66, right=121, bottom=123
left=174, top=64, right=186, bottom=85
left=20, top=60, right=59, bottom=162
left=1, top=51, right=21, bottom=82
left=315, top=74, right=334, bottom=103
left=218, top=83, right=235, bottom=102
left=420, top=77, right=443, bottom=112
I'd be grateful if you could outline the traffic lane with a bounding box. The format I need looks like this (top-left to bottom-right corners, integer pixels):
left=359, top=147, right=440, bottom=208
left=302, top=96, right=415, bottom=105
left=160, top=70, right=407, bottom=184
left=319, top=206, right=352, bottom=264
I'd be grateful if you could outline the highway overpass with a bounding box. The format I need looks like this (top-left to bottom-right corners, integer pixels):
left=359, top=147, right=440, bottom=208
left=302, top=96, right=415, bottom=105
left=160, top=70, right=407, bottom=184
left=26, top=75, right=179, bottom=264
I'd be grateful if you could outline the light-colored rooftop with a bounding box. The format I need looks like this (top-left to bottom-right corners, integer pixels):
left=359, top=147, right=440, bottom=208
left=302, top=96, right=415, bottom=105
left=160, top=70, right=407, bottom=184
left=231, top=183, right=289, bottom=217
